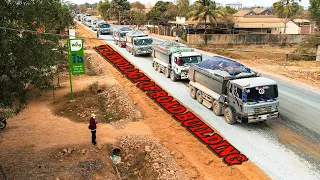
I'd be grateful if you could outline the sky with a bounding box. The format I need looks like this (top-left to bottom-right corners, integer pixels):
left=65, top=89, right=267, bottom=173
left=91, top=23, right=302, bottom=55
left=68, top=0, right=310, bottom=9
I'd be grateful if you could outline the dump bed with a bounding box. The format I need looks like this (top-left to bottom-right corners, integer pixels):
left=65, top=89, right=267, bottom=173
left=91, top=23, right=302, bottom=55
left=188, top=56, right=258, bottom=95
left=126, top=30, right=147, bottom=38
left=153, top=41, right=194, bottom=64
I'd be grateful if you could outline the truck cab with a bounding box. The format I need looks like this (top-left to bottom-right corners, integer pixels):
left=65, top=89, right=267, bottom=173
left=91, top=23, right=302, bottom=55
left=132, top=37, right=153, bottom=55
left=226, top=77, right=279, bottom=123
left=170, top=52, right=202, bottom=80
left=98, top=22, right=110, bottom=35
left=114, top=26, right=132, bottom=47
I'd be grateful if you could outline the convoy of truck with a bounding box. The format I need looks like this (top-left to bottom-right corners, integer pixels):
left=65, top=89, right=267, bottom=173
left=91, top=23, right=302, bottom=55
left=76, top=15, right=280, bottom=125
left=125, top=30, right=153, bottom=56
left=152, top=41, right=202, bottom=81
left=113, top=26, right=132, bottom=48
left=188, top=56, right=279, bottom=124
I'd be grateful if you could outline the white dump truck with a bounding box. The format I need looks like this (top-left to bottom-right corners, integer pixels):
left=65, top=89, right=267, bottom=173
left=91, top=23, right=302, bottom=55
left=125, top=30, right=153, bottom=56
left=188, top=56, right=279, bottom=124
left=113, top=26, right=132, bottom=48
left=152, top=41, right=202, bottom=81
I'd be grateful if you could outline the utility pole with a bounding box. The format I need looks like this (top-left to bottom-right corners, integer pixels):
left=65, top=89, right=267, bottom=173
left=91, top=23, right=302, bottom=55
left=118, top=10, right=121, bottom=25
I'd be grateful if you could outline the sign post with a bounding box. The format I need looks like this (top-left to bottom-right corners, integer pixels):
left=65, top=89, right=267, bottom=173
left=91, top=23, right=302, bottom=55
left=67, top=37, right=85, bottom=100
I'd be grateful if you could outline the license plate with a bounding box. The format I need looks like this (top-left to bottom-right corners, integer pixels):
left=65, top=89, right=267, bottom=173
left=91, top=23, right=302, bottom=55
left=261, top=115, right=268, bottom=120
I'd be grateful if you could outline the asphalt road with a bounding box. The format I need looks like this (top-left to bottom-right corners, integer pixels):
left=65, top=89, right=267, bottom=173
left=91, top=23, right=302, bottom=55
left=153, top=37, right=320, bottom=134
left=79, top=23, right=320, bottom=180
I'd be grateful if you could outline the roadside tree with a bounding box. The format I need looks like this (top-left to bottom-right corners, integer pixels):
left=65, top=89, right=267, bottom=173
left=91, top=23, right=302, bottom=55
left=187, top=0, right=226, bottom=34
left=309, top=0, right=320, bottom=26
left=97, top=0, right=110, bottom=20
left=0, top=0, right=73, bottom=116
left=272, top=0, right=302, bottom=34
left=110, top=0, right=131, bottom=24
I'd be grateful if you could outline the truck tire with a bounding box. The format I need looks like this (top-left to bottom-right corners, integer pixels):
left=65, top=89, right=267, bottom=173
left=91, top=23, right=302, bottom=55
left=190, top=86, right=196, bottom=99
left=212, top=100, right=223, bottom=116
left=224, top=107, right=237, bottom=124
left=170, top=71, right=177, bottom=82
left=164, top=68, right=170, bottom=78
left=196, top=90, right=203, bottom=103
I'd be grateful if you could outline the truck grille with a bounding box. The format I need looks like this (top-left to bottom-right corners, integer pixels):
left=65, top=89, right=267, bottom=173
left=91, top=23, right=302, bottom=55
left=254, top=106, right=273, bottom=114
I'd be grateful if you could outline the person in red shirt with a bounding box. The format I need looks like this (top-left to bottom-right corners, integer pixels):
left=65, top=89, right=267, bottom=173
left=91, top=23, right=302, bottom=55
left=89, top=113, right=98, bottom=145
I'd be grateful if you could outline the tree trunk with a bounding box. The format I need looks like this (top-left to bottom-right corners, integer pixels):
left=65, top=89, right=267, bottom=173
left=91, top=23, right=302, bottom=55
left=204, top=15, right=207, bottom=44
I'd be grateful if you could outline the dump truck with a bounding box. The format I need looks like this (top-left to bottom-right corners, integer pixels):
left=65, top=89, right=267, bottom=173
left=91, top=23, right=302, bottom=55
left=188, top=56, right=279, bottom=124
left=113, top=26, right=132, bottom=48
left=125, top=30, right=153, bottom=56
left=153, top=41, right=202, bottom=81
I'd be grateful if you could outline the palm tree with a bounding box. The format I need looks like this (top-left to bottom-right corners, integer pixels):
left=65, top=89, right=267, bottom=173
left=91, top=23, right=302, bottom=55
left=187, top=0, right=226, bottom=35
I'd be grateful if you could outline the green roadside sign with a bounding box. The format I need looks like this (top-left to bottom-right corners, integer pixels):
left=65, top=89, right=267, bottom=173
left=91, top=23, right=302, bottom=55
left=68, top=38, right=85, bottom=75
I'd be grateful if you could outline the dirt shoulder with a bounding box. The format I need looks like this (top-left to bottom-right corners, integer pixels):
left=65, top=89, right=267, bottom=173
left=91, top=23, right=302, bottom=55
left=0, top=23, right=269, bottom=180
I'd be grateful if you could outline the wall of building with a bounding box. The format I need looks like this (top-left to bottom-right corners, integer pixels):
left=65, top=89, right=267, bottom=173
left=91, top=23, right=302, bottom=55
left=187, top=34, right=309, bottom=45
left=300, top=25, right=315, bottom=34
left=279, top=21, right=299, bottom=34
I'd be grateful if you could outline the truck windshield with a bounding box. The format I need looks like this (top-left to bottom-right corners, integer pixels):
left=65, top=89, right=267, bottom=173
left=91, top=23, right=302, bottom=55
left=180, top=56, right=202, bottom=66
left=99, top=24, right=110, bottom=28
left=134, top=39, right=153, bottom=45
left=120, top=32, right=127, bottom=37
left=245, top=85, right=278, bottom=102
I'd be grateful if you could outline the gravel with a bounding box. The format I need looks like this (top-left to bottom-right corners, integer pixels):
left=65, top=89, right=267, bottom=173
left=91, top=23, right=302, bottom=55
left=116, top=135, right=188, bottom=180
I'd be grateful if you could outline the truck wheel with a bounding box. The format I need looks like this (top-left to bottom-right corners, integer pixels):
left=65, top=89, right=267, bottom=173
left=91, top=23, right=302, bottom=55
left=224, top=107, right=237, bottom=124
left=164, top=68, right=170, bottom=78
left=170, top=71, right=177, bottom=82
left=213, top=100, right=223, bottom=116
left=196, top=90, right=203, bottom=103
left=190, top=86, right=196, bottom=99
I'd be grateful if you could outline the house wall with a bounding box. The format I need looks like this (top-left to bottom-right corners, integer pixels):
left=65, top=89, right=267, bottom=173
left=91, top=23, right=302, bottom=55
left=300, top=25, right=315, bottom=34
left=279, top=21, right=299, bottom=34
left=187, top=34, right=309, bottom=45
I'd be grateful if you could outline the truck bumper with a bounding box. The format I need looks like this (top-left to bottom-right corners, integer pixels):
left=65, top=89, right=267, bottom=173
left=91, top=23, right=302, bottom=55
left=242, top=112, right=279, bottom=123
left=136, top=50, right=152, bottom=55
left=177, top=72, right=188, bottom=79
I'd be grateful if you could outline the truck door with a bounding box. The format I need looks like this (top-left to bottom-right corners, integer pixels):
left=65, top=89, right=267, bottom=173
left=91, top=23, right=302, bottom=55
left=227, top=82, right=235, bottom=107
left=172, top=56, right=177, bottom=70
left=233, top=85, right=243, bottom=114
left=228, top=83, right=243, bottom=111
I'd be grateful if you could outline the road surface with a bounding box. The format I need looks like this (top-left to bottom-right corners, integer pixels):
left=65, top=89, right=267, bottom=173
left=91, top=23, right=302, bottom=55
left=79, top=23, right=320, bottom=180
